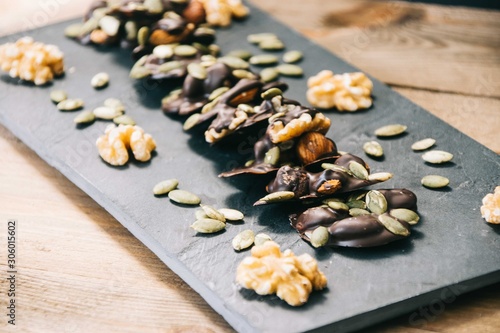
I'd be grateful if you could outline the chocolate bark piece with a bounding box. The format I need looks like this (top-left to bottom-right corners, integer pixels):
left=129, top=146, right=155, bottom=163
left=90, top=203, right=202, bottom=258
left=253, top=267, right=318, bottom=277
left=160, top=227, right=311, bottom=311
left=290, top=188, right=417, bottom=247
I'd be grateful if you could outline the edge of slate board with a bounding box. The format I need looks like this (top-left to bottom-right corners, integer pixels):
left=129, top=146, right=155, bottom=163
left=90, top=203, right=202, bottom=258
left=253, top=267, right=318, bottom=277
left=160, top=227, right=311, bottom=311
left=1, top=2, right=499, bottom=332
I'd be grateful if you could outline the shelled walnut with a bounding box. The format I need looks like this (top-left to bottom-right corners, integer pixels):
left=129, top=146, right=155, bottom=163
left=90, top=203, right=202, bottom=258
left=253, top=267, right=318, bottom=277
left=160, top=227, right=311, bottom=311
left=481, top=186, right=500, bottom=224
left=0, top=37, right=64, bottom=85
left=236, top=241, right=327, bottom=306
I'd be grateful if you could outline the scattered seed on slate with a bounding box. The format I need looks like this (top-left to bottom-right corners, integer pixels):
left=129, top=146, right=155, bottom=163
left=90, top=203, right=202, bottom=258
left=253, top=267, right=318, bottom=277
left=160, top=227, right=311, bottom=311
left=153, top=179, right=179, bottom=195
left=276, top=64, right=303, bottom=77
left=113, top=115, right=135, bottom=125
left=282, top=50, right=303, bottom=63
left=168, top=189, right=201, bottom=205
left=310, top=226, right=329, bottom=248
left=368, top=172, right=393, bottom=182
left=249, top=54, right=279, bottom=66
left=195, top=209, right=209, bottom=220
left=73, top=110, right=95, bottom=124
left=260, top=67, right=279, bottom=83
left=374, top=124, right=407, bottom=137
left=104, top=98, right=125, bottom=112
left=57, top=98, right=84, bottom=111
left=50, top=90, right=67, bottom=104
left=191, top=218, right=225, bottom=233
left=232, top=229, right=255, bottom=251
left=93, top=106, right=122, bottom=120
left=218, top=208, right=244, bottom=221
left=99, top=15, right=120, bottom=36
left=261, top=87, right=283, bottom=100
left=363, top=141, right=384, bottom=157
left=411, top=138, right=436, bottom=151
left=346, top=200, right=366, bottom=209
left=91, top=72, right=109, bottom=89
left=200, top=204, right=226, bottom=222
left=259, top=38, right=285, bottom=51
left=421, top=175, right=450, bottom=189
left=64, top=23, right=83, bottom=38
left=422, top=150, right=453, bottom=164
left=254, top=191, right=295, bottom=205
left=227, top=49, right=252, bottom=60
left=389, top=208, right=420, bottom=225
left=247, top=33, right=278, bottom=44
left=217, top=56, right=250, bottom=69
left=264, top=146, right=280, bottom=166
left=377, top=213, right=410, bottom=236
left=254, top=233, right=272, bottom=246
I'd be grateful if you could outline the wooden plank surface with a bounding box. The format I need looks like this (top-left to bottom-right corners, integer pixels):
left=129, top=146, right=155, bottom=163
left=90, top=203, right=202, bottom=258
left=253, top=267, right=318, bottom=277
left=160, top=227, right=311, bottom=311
left=1, top=0, right=499, bottom=332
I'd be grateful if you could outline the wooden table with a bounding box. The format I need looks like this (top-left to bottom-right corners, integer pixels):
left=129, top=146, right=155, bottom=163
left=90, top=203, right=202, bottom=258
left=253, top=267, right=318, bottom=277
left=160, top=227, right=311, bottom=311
left=1, top=1, right=499, bottom=332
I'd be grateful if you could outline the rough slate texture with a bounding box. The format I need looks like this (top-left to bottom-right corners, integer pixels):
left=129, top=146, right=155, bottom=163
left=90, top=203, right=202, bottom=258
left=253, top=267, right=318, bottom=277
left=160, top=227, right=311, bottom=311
left=1, top=4, right=499, bottom=333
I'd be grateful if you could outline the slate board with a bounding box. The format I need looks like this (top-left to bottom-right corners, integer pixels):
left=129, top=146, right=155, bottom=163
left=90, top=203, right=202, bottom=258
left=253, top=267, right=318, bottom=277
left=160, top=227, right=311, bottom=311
left=1, top=4, right=499, bottom=332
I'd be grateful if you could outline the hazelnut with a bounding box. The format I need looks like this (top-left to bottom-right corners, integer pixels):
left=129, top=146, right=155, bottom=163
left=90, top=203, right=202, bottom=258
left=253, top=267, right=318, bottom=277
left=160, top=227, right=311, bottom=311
left=183, top=0, right=206, bottom=24
left=296, top=132, right=336, bottom=165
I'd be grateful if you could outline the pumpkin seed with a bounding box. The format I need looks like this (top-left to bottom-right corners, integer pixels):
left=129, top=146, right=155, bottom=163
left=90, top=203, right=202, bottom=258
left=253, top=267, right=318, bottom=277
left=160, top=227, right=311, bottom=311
left=327, top=201, right=349, bottom=211
left=93, top=106, right=123, bottom=120
left=349, top=161, right=369, bottom=180
left=321, top=163, right=352, bottom=175
left=201, top=98, right=218, bottom=114
left=282, top=50, right=303, bottom=63
left=153, top=179, right=179, bottom=195
left=152, top=45, right=174, bottom=59
left=200, top=204, right=226, bottom=222
left=366, top=190, right=388, bottom=215
left=208, top=44, right=220, bottom=56
left=104, top=98, right=125, bottom=113
left=249, top=54, right=279, bottom=66
left=259, top=38, right=285, bottom=51
left=261, top=87, right=283, bottom=100
left=124, top=21, right=137, bottom=40
left=346, top=191, right=367, bottom=202
left=390, top=208, right=420, bottom=225
left=232, top=229, right=255, bottom=251
left=73, top=110, right=95, bottom=124
left=57, top=98, right=84, bottom=111
left=237, top=103, right=254, bottom=114
left=64, top=23, right=83, bottom=38
left=232, top=69, right=256, bottom=79
left=113, top=115, right=136, bottom=126
left=363, top=141, right=384, bottom=157
left=322, top=197, right=344, bottom=204
left=79, top=17, right=99, bottom=36
left=99, top=15, right=121, bottom=36
left=310, top=226, right=329, bottom=248
left=247, top=33, right=278, bottom=44
left=144, top=0, right=163, bottom=13
left=195, top=209, right=209, bottom=220
left=227, top=49, right=252, bottom=60
left=91, top=72, right=109, bottom=89
left=183, top=113, right=201, bottom=131
left=187, top=63, right=207, bottom=80
left=421, top=175, right=450, bottom=189
left=92, top=8, right=108, bottom=20
left=218, top=56, right=250, bottom=69
left=158, top=60, right=183, bottom=74
left=260, top=67, right=279, bottom=83
left=129, top=66, right=151, bottom=79
left=411, top=138, right=436, bottom=151
left=276, top=64, right=303, bottom=77
left=374, top=124, right=407, bottom=137
left=191, top=218, right=225, bottom=233
left=346, top=200, right=366, bottom=209
left=162, top=89, right=182, bottom=105
left=349, top=208, right=371, bottom=217
left=174, top=45, right=197, bottom=57
left=168, top=189, right=201, bottom=205
left=264, top=146, right=280, bottom=166
left=422, top=150, right=453, bottom=164
left=200, top=54, right=217, bottom=67
left=368, top=172, right=393, bottom=182
left=208, top=87, right=229, bottom=101
left=254, top=191, right=295, bottom=205
left=50, top=89, right=67, bottom=104
left=218, top=208, right=244, bottom=221
left=254, top=233, right=272, bottom=246
left=244, top=160, right=254, bottom=167
left=377, top=213, right=410, bottom=237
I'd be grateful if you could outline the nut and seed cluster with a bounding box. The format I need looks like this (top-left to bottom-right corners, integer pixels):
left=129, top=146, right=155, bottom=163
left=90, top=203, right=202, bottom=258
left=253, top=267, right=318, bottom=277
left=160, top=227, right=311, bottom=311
left=480, top=186, right=500, bottom=224
left=0, top=37, right=64, bottom=85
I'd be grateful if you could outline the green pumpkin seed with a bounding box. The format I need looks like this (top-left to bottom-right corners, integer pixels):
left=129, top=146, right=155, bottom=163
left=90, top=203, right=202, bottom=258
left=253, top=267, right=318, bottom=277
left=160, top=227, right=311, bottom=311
left=363, top=141, right=384, bottom=157
left=247, top=33, right=278, bottom=44
left=162, top=89, right=182, bottom=105
left=200, top=204, right=226, bottom=222
left=368, top=172, right=393, bottom=182
left=158, top=60, right=183, bottom=74
left=411, top=138, right=436, bottom=151
left=113, top=115, right=136, bottom=126
left=79, top=17, right=99, bottom=36
left=377, top=213, right=410, bottom=237
left=327, top=201, right=349, bottom=211
left=346, top=200, right=366, bottom=209
left=201, top=98, right=218, bottom=114
left=346, top=191, right=367, bottom=202
left=254, top=191, right=295, bottom=205
left=349, top=208, right=371, bottom=217
left=91, top=72, right=109, bottom=89
left=99, top=15, right=120, bottom=36
left=187, top=63, right=207, bottom=80
left=374, top=124, right=407, bottom=137
left=366, top=190, right=388, bottom=215
left=104, top=98, right=125, bottom=113
left=93, top=106, right=122, bottom=120
left=218, top=56, right=250, bottom=69
left=153, top=179, right=179, bottom=195
left=321, top=163, right=353, bottom=176
left=183, top=113, right=201, bottom=131
left=129, top=66, right=151, bottom=79
left=422, top=150, right=453, bottom=164
left=232, top=69, right=256, bottom=79
left=349, top=161, right=369, bottom=180
left=227, top=49, right=252, bottom=60
left=191, top=218, right=225, bottom=233
left=124, top=21, right=137, bottom=40
left=390, top=208, right=420, bottom=225
left=232, top=229, right=255, bottom=251
left=322, top=197, right=345, bottom=205
left=254, top=233, right=272, bottom=246
left=249, top=54, right=279, bottom=66
left=264, top=146, right=280, bottom=166
left=92, top=8, right=108, bottom=20
left=282, top=50, right=303, bottom=63
left=144, top=0, right=163, bottom=13
left=73, top=110, right=95, bottom=124
left=152, top=45, right=174, bottom=59
left=208, top=44, right=220, bottom=56
left=276, top=64, right=303, bottom=77
left=421, top=175, right=450, bottom=189
left=195, top=209, right=209, bottom=220
left=57, top=98, right=84, bottom=111
left=244, top=159, right=254, bottom=167
left=259, top=38, right=285, bottom=51
left=310, top=226, right=329, bottom=248
left=50, top=89, right=67, bottom=104
left=168, top=189, right=201, bottom=205
left=137, top=26, right=149, bottom=46
left=174, top=45, right=197, bottom=57
left=261, top=87, right=283, bottom=100
left=208, top=87, right=229, bottom=101
left=237, top=103, right=254, bottom=114
left=260, top=67, right=279, bottom=83
left=64, top=23, right=84, bottom=38
left=218, top=208, right=244, bottom=221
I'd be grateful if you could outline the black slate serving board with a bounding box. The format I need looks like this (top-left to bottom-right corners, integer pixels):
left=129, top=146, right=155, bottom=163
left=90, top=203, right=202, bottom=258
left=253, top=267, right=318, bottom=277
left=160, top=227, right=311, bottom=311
left=1, top=3, right=499, bottom=332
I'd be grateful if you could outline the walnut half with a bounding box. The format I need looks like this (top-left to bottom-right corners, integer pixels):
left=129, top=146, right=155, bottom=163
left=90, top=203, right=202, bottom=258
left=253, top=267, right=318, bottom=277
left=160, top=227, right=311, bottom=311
left=236, top=241, right=327, bottom=306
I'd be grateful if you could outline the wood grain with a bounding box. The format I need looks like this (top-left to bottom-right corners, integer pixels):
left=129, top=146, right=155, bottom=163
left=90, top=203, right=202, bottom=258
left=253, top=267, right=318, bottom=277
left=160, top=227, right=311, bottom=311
left=1, top=0, right=499, bottom=332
